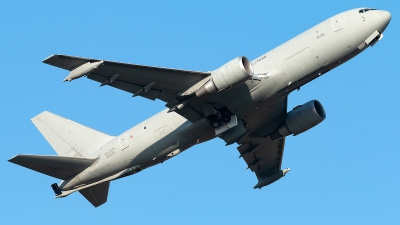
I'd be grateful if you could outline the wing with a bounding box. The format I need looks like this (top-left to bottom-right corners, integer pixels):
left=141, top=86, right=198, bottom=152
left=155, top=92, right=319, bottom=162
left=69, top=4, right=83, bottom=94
left=234, top=97, right=289, bottom=188
left=43, top=54, right=211, bottom=122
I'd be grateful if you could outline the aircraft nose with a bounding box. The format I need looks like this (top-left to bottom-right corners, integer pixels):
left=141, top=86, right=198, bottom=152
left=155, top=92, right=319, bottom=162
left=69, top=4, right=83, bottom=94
left=378, top=10, right=391, bottom=32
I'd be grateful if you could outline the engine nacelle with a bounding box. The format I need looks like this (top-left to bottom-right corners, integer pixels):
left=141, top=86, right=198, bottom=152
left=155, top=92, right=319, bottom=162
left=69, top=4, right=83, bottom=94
left=270, top=100, right=326, bottom=141
left=196, top=56, right=254, bottom=97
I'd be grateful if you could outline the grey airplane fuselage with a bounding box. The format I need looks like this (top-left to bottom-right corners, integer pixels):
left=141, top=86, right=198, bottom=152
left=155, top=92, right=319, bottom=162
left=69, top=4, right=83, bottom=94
left=60, top=8, right=391, bottom=190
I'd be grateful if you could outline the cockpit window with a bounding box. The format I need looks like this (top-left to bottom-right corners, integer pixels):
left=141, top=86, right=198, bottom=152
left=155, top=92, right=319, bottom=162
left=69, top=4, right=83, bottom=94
left=359, top=8, right=378, bottom=13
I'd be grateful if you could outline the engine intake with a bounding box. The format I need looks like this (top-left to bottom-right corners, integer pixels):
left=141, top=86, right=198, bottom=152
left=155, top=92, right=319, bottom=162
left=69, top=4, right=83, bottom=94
left=196, top=56, right=254, bottom=97
left=270, top=100, right=326, bottom=141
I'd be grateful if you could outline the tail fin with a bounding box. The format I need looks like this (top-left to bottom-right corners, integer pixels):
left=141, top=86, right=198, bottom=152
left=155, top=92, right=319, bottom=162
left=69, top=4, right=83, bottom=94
left=8, top=154, right=97, bottom=179
left=31, top=111, right=114, bottom=157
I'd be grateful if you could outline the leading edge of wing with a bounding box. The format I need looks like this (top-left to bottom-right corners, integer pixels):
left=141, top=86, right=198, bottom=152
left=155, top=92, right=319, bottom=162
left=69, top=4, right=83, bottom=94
left=43, top=54, right=210, bottom=76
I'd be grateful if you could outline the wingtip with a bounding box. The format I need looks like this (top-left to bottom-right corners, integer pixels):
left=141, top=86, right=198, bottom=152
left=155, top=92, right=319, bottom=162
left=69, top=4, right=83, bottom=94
left=8, top=154, right=20, bottom=162
left=43, top=54, right=57, bottom=63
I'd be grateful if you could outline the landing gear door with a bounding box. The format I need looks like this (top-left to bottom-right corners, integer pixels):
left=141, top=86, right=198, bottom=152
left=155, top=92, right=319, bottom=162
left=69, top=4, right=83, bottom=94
left=215, top=115, right=238, bottom=136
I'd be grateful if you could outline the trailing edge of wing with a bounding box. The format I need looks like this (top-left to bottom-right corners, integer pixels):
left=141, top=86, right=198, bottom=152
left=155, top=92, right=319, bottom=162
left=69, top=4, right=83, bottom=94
left=8, top=154, right=97, bottom=180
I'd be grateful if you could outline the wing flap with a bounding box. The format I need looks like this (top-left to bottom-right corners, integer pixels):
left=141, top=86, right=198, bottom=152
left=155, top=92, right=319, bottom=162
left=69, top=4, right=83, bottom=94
left=79, top=181, right=110, bottom=207
left=87, top=73, right=176, bottom=102
left=8, top=154, right=97, bottom=180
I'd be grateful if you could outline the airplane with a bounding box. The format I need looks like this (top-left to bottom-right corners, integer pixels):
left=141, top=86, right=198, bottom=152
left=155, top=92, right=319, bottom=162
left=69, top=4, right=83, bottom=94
left=9, top=8, right=391, bottom=207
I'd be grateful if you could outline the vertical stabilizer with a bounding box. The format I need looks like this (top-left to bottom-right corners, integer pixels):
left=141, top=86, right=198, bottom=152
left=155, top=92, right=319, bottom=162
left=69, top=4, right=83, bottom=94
left=31, top=111, right=114, bottom=157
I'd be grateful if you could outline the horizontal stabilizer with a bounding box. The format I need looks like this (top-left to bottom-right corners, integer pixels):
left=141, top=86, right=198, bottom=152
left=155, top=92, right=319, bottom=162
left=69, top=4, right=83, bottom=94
left=8, top=154, right=97, bottom=180
left=79, top=181, right=110, bottom=207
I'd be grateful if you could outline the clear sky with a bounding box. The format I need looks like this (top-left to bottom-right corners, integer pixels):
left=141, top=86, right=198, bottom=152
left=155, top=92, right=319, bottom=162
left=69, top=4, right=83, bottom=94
left=1, top=1, right=399, bottom=224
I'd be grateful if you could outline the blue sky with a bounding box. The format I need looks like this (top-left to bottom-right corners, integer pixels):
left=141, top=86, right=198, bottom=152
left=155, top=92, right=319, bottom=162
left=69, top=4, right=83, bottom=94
left=1, top=1, right=399, bottom=224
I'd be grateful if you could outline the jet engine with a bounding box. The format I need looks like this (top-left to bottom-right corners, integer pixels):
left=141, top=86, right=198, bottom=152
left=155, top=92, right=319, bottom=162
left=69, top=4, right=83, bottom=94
left=270, top=100, right=326, bottom=141
left=196, top=56, right=254, bottom=97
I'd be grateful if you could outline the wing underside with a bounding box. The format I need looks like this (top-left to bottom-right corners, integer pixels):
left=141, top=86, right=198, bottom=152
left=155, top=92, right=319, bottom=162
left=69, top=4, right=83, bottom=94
left=43, top=54, right=211, bottom=122
left=234, top=97, right=288, bottom=184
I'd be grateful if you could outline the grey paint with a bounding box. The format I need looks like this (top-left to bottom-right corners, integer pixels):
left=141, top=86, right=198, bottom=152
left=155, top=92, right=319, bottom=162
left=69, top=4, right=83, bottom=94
left=8, top=155, right=97, bottom=180
left=9, top=8, right=391, bottom=207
